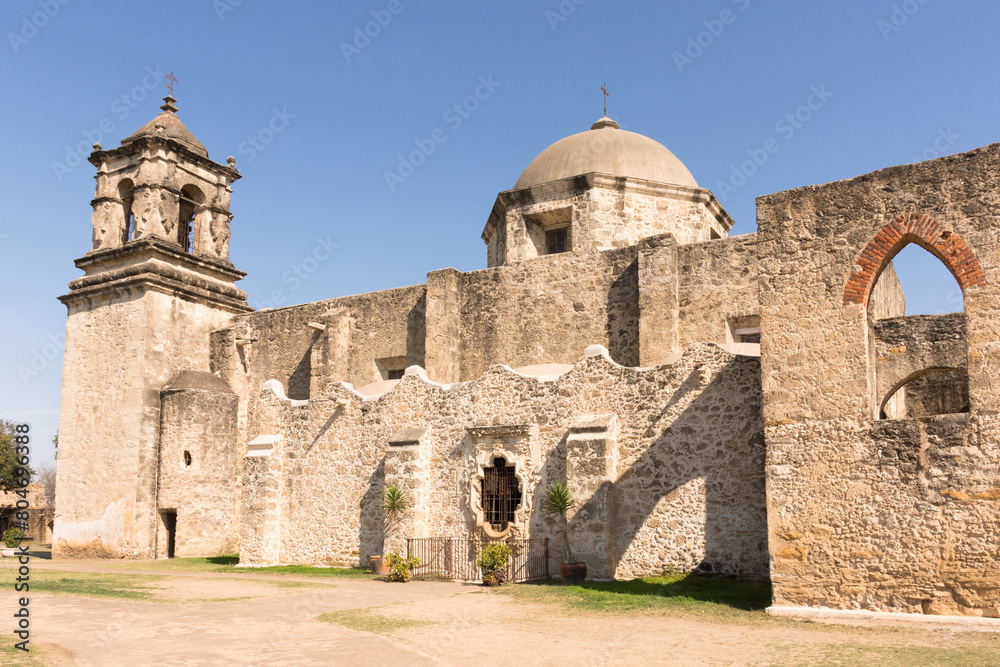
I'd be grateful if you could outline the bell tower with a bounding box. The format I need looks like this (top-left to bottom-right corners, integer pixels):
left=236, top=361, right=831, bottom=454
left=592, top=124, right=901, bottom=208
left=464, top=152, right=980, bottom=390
left=54, top=96, right=252, bottom=559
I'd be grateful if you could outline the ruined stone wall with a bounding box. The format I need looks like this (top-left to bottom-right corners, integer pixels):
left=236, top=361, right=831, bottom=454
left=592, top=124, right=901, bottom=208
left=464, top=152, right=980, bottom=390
left=758, top=144, right=1000, bottom=616
left=241, top=344, right=767, bottom=581
left=157, top=387, right=240, bottom=557
left=0, top=485, right=51, bottom=542
left=873, top=313, right=967, bottom=418
left=904, top=371, right=970, bottom=417
left=870, top=262, right=905, bottom=320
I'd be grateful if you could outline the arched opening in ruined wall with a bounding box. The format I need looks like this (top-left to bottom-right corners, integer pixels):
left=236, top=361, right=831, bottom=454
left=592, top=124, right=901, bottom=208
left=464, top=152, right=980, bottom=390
left=851, top=214, right=980, bottom=421
left=879, top=367, right=969, bottom=420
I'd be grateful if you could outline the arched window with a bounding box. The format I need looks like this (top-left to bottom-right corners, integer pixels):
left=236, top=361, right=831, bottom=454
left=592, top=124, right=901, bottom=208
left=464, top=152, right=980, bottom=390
left=880, top=368, right=969, bottom=420
left=119, top=179, right=135, bottom=245
left=857, top=215, right=978, bottom=421
left=178, top=185, right=204, bottom=253
left=479, top=458, right=522, bottom=533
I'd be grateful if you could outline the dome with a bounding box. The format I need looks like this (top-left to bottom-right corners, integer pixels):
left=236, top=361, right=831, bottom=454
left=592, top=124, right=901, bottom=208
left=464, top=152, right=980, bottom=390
left=514, top=117, right=697, bottom=190
left=122, top=96, right=209, bottom=158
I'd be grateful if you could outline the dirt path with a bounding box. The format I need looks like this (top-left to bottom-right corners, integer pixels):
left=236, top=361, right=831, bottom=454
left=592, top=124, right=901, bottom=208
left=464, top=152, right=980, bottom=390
left=5, top=560, right=999, bottom=666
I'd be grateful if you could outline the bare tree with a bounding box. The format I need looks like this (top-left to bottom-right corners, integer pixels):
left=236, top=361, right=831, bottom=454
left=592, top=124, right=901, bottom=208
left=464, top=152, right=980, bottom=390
left=34, top=462, right=56, bottom=508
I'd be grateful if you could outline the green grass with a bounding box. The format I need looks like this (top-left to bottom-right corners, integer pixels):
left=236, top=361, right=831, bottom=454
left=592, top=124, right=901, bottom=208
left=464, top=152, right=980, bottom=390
left=808, top=643, right=1000, bottom=667
left=115, top=554, right=377, bottom=579
left=17, top=570, right=161, bottom=600
left=504, top=572, right=772, bottom=619
left=317, top=607, right=434, bottom=635
left=0, top=643, right=49, bottom=666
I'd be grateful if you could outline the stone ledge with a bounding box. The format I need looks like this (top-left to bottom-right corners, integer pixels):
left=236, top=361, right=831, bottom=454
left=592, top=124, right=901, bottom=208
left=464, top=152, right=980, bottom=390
left=766, top=606, right=1000, bottom=629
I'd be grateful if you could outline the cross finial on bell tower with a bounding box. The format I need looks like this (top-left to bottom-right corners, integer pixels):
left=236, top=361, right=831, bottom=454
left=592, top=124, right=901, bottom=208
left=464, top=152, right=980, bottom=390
left=601, top=83, right=609, bottom=117
left=160, top=73, right=180, bottom=113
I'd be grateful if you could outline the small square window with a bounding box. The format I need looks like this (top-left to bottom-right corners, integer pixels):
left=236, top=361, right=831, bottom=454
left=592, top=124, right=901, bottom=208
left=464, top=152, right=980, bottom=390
left=387, top=369, right=405, bottom=380
left=546, top=228, right=567, bottom=255
left=727, top=315, right=761, bottom=345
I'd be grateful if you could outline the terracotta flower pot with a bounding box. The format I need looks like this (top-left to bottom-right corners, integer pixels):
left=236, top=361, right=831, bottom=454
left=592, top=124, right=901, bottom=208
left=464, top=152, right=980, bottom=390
left=369, top=555, right=390, bottom=576
left=559, top=562, right=587, bottom=585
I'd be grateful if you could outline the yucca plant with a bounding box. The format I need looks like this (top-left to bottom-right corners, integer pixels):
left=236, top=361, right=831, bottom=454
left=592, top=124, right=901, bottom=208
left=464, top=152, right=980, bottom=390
left=542, top=481, right=577, bottom=563
left=381, top=484, right=410, bottom=538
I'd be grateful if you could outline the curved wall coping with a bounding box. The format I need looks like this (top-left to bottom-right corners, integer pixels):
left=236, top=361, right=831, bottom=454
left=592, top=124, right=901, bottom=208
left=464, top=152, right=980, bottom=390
left=259, top=341, right=760, bottom=405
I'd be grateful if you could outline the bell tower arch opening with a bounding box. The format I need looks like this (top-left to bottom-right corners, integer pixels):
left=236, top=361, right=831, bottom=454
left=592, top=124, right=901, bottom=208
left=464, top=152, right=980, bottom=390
left=178, top=184, right=205, bottom=253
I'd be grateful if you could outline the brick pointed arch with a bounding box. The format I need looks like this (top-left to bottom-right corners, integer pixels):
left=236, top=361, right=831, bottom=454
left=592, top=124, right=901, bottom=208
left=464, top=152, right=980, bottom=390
left=844, top=213, right=987, bottom=305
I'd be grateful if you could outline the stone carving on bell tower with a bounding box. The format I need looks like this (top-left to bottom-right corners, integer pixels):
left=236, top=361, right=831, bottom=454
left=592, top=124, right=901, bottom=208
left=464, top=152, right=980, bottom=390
left=85, top=95, right=241, bottom=263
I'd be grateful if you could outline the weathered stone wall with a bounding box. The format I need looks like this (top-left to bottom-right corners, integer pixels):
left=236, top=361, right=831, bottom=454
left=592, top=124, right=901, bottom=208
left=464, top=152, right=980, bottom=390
left=873, top=313, right=967, bottom=418
left=229, top=284, right=427, bottom=397
left=904, top=370, right=969, bottom=417
left=484, top=177, right=731, bottom=267
left=758, top=144, right=1000, bottom=615
left=454, top=246, right=640, bottom=380
left=157, top=386, right=240, bottom=557
left=675, top=234, right=759, bottom=348
left=0, top=484, right=51, bottom=542
left=870, top=262, right=905, bottom=320
left=240, top=344, right=767, bottom=581
left=55, top=286, right=237, bottom=559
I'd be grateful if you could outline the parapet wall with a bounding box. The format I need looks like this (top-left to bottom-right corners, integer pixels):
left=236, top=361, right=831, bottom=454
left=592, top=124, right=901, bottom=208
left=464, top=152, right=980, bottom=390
left=239, top=343, right=767, bottom=581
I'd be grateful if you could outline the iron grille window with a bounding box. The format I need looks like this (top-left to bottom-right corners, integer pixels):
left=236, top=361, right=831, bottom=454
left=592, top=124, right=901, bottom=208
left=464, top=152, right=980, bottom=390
left=545, top=228, right=567, bottom=255
left=480, top=458, right=521, bottom=532
left=387, top=369, right=405, bottom=380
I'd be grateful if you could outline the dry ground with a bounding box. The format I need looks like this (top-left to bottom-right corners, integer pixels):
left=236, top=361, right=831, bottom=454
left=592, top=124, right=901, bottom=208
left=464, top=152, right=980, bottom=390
left=1, top=549, right=998, bottom=666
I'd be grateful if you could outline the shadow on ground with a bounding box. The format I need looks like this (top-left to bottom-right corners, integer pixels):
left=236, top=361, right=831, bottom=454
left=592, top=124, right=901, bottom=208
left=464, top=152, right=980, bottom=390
left=521, top=573, right=772, bottom=612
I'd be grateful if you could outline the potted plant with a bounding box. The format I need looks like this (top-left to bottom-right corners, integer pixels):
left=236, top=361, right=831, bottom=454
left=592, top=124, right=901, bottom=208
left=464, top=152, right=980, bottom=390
left=371, top=484, right=410, bottom=576
left=2, top=527, right=26, bottom=557
left=543, top=481, right=586, bottom=584
left=384, top=550, right=421, bottom=582
left=476, top=542, right=512, bottom=586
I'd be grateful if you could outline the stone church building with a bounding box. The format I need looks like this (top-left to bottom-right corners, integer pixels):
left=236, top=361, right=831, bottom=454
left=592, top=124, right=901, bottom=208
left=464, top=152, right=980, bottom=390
left=54, top=95, right=1000, bottom=618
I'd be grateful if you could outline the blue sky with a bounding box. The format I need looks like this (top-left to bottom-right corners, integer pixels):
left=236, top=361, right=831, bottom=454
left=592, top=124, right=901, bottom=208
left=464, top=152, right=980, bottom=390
left=2, top=0, right=996, bottom=468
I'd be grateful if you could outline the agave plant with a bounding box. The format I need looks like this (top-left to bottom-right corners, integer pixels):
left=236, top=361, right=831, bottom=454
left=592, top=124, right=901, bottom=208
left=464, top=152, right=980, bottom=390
left=381, top=483, right=410, bottom=538
left=542, top=481, right=577, bottom=563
